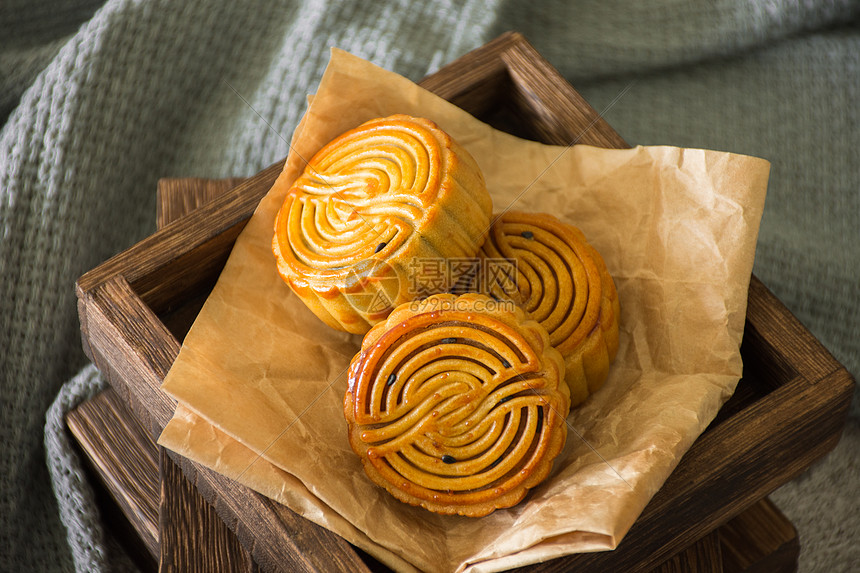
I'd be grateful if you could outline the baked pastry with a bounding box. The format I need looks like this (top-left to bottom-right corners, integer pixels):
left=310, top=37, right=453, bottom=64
left=272, top=114, right=492, bottom=334
left=475, top=211, right=620, bottom=406
left=344, top=293, right=570, bottom=517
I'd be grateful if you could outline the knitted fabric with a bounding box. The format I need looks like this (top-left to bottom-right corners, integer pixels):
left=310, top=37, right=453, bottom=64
left=44, top=365, right=108, bottom=573
left=1, top=1, right=857, bottom=571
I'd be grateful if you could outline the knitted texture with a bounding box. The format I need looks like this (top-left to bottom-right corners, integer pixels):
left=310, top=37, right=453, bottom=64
left=44, top=365, right=110, bottom=573
left=0, top=0, right=857, bottom=571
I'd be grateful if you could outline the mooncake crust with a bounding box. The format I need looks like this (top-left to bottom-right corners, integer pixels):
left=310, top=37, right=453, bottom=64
left=272, top=115, right=492, bottom=334
left=477, top=211, right=620, bottom=406
left=344, top=293, right=570, bottom=517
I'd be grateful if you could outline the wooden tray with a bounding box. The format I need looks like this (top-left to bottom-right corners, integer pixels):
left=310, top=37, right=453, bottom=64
left=72, top=32, right=854, bottom=572
left=71, top=176, right=800, bottom=573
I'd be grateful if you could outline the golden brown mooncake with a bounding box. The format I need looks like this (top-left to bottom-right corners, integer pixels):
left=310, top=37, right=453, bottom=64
left=476, top=211, right=620, bottom=407
left=272, top=114, right=492, bottom=334
left=344, top=293, right=570, bottom=517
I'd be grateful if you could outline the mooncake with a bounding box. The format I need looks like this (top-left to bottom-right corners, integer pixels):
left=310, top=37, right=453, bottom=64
left=477, top=211, right=620, bottom=406
left=344, top=293, right=570, bottom=517
left=272, top=115, right=492, bottom=334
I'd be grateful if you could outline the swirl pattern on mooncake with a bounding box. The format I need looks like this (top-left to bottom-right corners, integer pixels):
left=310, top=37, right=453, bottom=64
left=477, top=212, right=620, bottom=406
left=272, top=115, right=492, bottom=334
left=344, top=293, right=569, bottom=517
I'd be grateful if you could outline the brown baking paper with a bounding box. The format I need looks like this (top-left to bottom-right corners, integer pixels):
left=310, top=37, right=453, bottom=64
left=158, top=49, right=770, bottom=573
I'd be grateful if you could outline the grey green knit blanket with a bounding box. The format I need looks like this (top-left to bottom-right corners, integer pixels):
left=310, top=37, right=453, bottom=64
left=2, top=1, right=858, bottom=571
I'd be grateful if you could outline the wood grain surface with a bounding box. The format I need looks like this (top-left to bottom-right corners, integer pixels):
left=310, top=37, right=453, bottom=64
left=159, top=449, right=259, bottom=573
left=719, top=498, right=799, bottom=573
left=66, top=388, right=160, bottom=565
left=72, top=31, right=853, bottom=572
left=656, top=531, right=723, bottom=573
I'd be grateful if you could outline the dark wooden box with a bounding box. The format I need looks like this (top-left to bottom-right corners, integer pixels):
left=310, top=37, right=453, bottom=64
left=71, top=32, right=854, bottom=572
